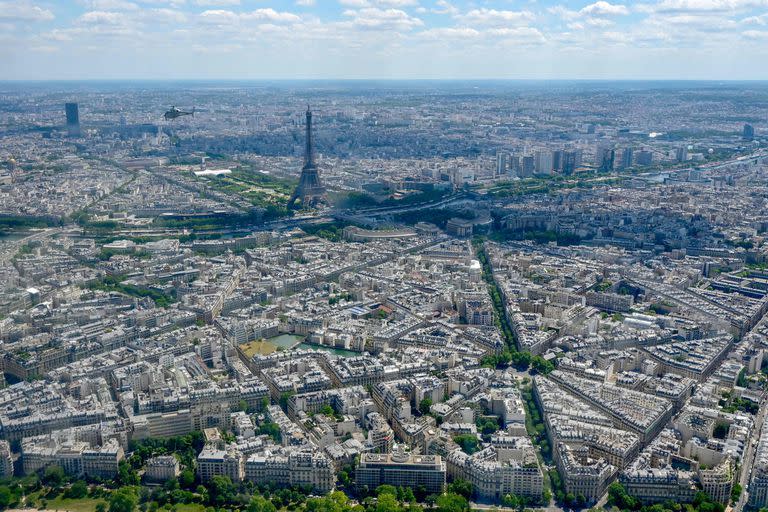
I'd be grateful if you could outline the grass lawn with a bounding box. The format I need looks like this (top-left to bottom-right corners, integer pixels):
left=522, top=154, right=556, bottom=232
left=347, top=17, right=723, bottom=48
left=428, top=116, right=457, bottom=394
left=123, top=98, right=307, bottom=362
left=42, top=496, right=108, bottom=512
left=239, top=339, right=277, bottom=357
left=173, top=504, right=207, bottom=512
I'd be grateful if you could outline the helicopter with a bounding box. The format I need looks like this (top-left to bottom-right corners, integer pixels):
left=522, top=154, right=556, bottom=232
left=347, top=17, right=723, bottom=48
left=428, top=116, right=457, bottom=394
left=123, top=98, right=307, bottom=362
left=163, top=106, right=195, bottom=121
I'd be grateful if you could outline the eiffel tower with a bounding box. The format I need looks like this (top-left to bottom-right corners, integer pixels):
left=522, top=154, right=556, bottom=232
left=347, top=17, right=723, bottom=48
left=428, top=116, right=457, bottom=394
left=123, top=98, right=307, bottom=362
left=288, top=107, right=327, bottom=209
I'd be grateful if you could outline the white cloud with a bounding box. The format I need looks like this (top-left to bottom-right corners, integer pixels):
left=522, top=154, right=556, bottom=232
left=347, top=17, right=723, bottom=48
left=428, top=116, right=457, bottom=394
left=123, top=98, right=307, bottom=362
left=82, top=0, right=139, bottom=10
left=457, top=8, right=534, bottom=26
left=378, top=0, right=419, bottom=6
left=741, top=12, right=768, bottom=24
left=487, top=26, right=546, bottom=43
left=417, top=25, right=545, bottom=45
left=198, top=9, right=237, bottom=23
left=643, top=0, right=768, bottom=13
left=580, top=1, right=629, bottom=16
left=194, top=0, right=239, bottom=6
left=296, top=0, right=316, bottom=6
left=431, top=0, right=458, bottom=15
left=0, top=1, right=54, bottom=21
left=77, top=10, right=130, bottom=25
left=142, top=8, right=187, bottom=23
left=418, top=26, right=480, bottom=39
left=584, top=17, right=615, bottom=26
left=199, top=8, right=301, bottom=25
left=343, top=7, right=423, bottom=30
left=548, top=6, right=580, bottom=21
left=743, top=28, right=768, bottom=36
left=45, top=29, right=73, bottom=41
left=244, top=8, right=301, bottom=23
left=137, top=0, right=186, bottom=6
left=338, top=0, right=418, bottom=6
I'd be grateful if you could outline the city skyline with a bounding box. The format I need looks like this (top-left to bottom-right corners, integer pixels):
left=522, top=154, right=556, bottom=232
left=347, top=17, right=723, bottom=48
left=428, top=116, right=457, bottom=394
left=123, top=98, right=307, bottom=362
left=2, top=48, right=768, bottom=512
left=3, top=0, right=768, bottom=80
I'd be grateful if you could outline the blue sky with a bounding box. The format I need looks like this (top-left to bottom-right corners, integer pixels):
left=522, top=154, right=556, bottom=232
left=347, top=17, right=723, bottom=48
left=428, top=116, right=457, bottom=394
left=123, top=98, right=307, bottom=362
left=2, top=0, right=768, bottom=80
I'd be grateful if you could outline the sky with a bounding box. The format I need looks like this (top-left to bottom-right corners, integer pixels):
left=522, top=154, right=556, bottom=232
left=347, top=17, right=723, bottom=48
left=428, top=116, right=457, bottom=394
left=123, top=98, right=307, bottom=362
left=3, top=0, right=768, bottom=80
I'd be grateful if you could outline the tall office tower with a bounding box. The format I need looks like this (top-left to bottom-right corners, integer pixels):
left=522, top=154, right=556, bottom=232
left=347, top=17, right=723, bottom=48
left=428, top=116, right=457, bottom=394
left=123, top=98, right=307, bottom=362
left=288, top=107, right=327, bottom=209
left=65, top=102, right=81, bottom=137
left=598, top=147, right=615, bottom=173
left=552, top=150, right=564, bottom=173
left=619, top=147, right=634, bottom=170
left=562, top=150, right=580, bottom=176
left=496, top=152, right=508, bottom=176
left=508, top=154, right=520, bottom=177
left=534, top=150, right=554, bottom=175
left=743, top=123, right=755, bottom=141
left=522, top=156, right=535, bottom=178
left=676, top=146, right=688, bottom=163
left=636, top=150, right=653, bottom=166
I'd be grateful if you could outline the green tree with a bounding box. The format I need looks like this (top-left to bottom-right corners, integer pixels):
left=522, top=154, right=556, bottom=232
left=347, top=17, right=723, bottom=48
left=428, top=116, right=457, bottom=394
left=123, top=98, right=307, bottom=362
left=374, top=493, right=402, bottom=512
left=279, top=391, right=295, bottom=412
left=258, top=422, right=282, bottom=443
left=447, top=479, right=473, bottom=500
left=511, top=351, right=532, bottom=369
left=207, top=475, right=235, bottom=506
left=453, top=434, right=480, bottom=455
left=732, top=483, right=743, bottom=503
left=110, top=488, right=139, bottom=512
left=247, top=495, right=277, bottom=512
left=0, top=486, right=13, bottom=509
left=397, top=486, right=415, bottom=503
left=476, top=417, right=501, bottom=438
left=66, top=480, right=89, bottom=499
left=606, top=481, right=637, bottom=510
left=531, top=355, right=555, bottom=374
left=118, top=460, right=140, bottom=486
left=376, top=485, right=398, bottom=497
left=179, top=469, right=195, bottom=489
left=419, top=398, right=433, bottom=416
left=42, top=465, right=66, bottom=487
left=436, top=493, right=470, bottom=512
left=305, top=494, right=346, bottom=512
left=501, top=494, right=520, bottom=508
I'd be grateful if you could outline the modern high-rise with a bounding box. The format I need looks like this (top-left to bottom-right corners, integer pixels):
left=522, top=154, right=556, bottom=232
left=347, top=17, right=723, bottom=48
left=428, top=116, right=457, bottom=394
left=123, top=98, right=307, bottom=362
left=521, top=156, right=535, bottom=178
left=65, top=102, right=81, bottom=137
left=619, top=148, right=634, bottom=170
left=534, top=150, right=554, bottom=175
left=676, top=146, right=688, bottom=163
left=288, top=107, right=327, bottom=209
left=562, top=150, right=581, bottom=176
left=552, top=150, right=564, bottom=173
left=597, top=147, right=615, bottom=173
left=743, top=123, right=755, bottom=141
left=636, top=150, right=653, bottom=167
left=496, top=152, right=508, bottom=176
